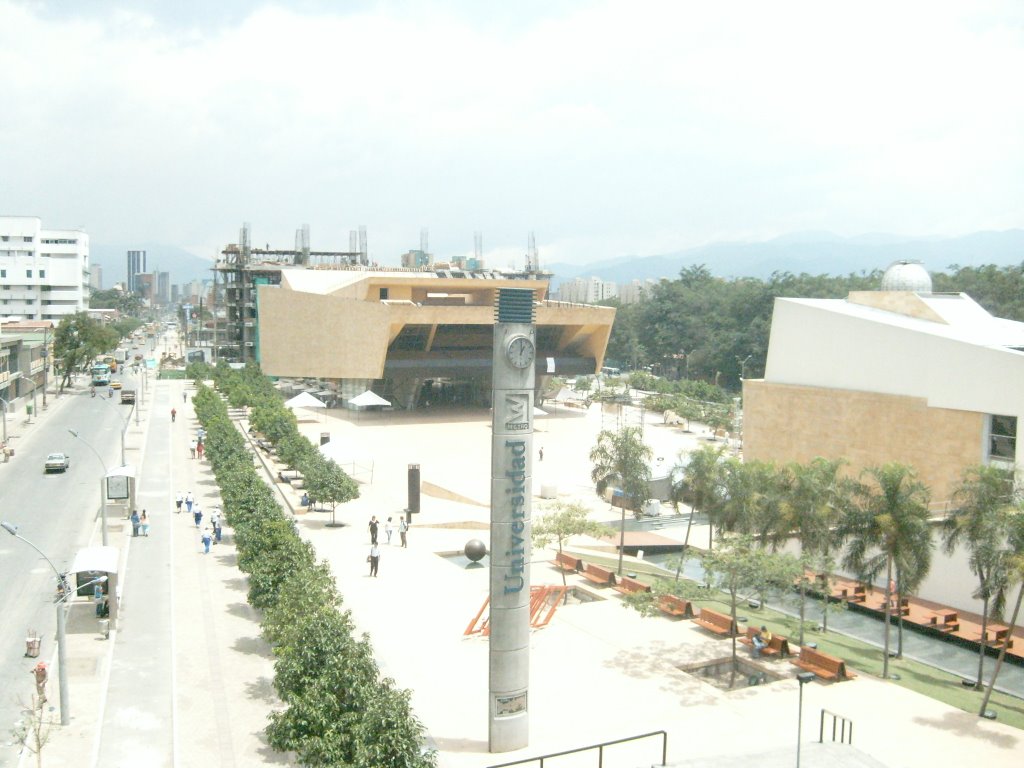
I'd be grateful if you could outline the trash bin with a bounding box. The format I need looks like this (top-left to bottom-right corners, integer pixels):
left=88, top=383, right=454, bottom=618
left=25, top=634, right=41, bottom=658
left=26, top=405, right=33, bottom=417
left=98, top=619, right=110, bottom=640
left=320, top=432, right=330, bottom=446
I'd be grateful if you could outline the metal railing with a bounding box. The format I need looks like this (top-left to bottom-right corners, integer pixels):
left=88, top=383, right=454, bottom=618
left=819, top=708, right=853, bottom=745
left=486, top=730, right=667, bottom=768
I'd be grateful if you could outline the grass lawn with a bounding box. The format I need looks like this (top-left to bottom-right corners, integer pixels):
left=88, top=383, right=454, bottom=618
left=566, top=547, right=1024, bottom=730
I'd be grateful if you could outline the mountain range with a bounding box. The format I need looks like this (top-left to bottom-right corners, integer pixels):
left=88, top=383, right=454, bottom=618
left=543, top=230, right=1024, bottom=289
left=88, top=230, right=1024, bottom=291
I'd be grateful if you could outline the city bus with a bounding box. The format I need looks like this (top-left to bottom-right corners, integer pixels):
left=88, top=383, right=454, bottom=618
left=90, top=363, right=112, bottom=386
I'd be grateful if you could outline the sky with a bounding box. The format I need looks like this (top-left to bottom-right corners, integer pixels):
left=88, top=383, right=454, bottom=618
left=1, top=0, right=1021, bottom=268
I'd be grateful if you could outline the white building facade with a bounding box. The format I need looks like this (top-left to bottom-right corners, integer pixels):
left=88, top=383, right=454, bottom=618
left=557, top=276, right=618, bottom=304
left=0, top=216, right=90, bottom=321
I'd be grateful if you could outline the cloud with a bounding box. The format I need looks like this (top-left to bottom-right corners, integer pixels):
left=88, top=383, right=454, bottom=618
left=0, top=0, right=1021, bottom=265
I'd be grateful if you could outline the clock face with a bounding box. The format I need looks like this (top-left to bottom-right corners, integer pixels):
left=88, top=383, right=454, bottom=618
left=506, top=335, right=535, bottom=369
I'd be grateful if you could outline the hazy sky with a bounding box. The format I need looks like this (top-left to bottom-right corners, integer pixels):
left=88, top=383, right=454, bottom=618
left=1, top=0, right=1021, bottom=267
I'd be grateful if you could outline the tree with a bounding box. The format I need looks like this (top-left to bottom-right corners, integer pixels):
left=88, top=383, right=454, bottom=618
left=980, top=510, right=1024, bottom=716
left=944, top=465, right=1018, bottom=689
left=780, top=458, right=857, bottom=644
left=304, top=457, right=359, bottom=525
left=677, top=444, right=727, bottom=555
left=533, top=502, right=608, bottom=597
left=842, top=463, right=933, bottom=679
left=701, top=536, right=802, bottom=684
left=590, top=426, right=652, bottom=575
left=52, top=313, right=117, bottom=392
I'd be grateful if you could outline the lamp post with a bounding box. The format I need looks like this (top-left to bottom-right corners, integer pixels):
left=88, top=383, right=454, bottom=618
left=737, top=354, right=753, bottom=381
left=42, top=325, right=49, bottom=408
left=67, top=429, right=109, bottom=546
left=1, top=522, right=108, bottom=726
left=795, top=671, right=816, bottom=768
left=0, top=396, right=8, bottom=445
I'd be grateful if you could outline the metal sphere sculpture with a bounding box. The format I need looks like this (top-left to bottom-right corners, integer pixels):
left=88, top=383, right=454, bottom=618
left=464, top=539, right=487, bottom=562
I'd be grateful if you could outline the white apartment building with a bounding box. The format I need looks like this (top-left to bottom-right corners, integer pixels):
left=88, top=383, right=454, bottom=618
left=558, top=276, right=618, bottom=304
left=619, top=278, right=658, bottom=305
left=0, top=216, right=90, bottom=321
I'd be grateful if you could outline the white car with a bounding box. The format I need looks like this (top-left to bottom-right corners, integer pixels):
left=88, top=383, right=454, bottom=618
left=44, top=453, right=70, bottom=473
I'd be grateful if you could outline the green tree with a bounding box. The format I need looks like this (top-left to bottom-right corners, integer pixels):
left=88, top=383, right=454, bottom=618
left=262, top=561, right=341, bottom=647
left=980, top=510, right=1024, bottom=716
left=304, top=456, right=360, bottom=525
left=701, top=536, right=802, bottom=682
left=533, top=501, right=608, bottom=596
left=52, top=313, right=116, bottom=392
left=590, top=426, right=652, bottom=575
left=842, top=463, right=933, bottom=678
left=677, top=444, right=727, bottom=555
left=944, top=465, right=1018, bottom=689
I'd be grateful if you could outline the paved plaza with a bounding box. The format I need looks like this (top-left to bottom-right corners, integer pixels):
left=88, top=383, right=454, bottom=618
left=14, top=383, right=1024, bottom=767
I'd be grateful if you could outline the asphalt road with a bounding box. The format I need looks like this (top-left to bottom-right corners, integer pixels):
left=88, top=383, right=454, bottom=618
left=0, top=372, right=136, bottom=767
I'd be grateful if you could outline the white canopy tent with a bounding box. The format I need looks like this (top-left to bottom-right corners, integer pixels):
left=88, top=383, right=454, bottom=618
left=348, top=390, right=391, bottom=408
left=284, top=391, right=326, bottom=409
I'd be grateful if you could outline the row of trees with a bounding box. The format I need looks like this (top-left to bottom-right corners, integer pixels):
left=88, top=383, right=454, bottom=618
left=50, top=312, right=143, bottom=391
left=192, top=365, right=433, bottom=766
left=604, top=262, right=1024, bottom=389
left=586, top=426, right=1024, bottom=711
left=188, top=361, right=359, bottom=521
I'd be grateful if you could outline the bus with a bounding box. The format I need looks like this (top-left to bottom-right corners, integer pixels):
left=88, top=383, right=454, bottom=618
left=90, top=363, right=112, bottom=386
left=99, top=355, right=117, bottom=373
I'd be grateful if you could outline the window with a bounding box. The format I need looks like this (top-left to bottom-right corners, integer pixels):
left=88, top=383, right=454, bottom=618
left=988, top=414, right=1017, bottom=463
left=26, top=269, right=33, bottom=278
left=0, top=269, right=5, bottom=277
left=39, top=270, right=45, bottom=278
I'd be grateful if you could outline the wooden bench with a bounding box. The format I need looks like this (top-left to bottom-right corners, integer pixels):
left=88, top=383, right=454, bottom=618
left=692, top=608, right=738, bottom=637
left=849, top=585, right=867, bottom=603
left=791, top=646, right=855, bottom=681
left=924, top=610, right=960, bottom=632
left=580, top=563, right=616, bottom=587
left=738, top=626, right=791, bottom=658
left=552, top=552, right=583, bottom=574
left=613, top=575, right=651, bottom=596
left=657, top=594, right=694, bottom=619
left=977, top=627, right=1014, bottom=648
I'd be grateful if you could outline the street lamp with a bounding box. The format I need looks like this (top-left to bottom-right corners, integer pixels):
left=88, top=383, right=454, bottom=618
left=0, top=396, right=9, bottom=445
left=737, top=354, right=753, bottom=381
left=795, top=671, right=816, bottom=768
left=67, top=429, right=109, bottom=546
left=1, top=521, right=107, bottom=726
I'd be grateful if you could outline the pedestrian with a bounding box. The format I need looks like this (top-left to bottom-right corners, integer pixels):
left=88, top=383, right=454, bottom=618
left=31, top=662, right=48, bottom=702
left=385, top=516, right=393, bottom=544
left=171, top=407, right=177, bottom=422
left=183, top=392, right=187, bottom=403
left=193, top=505, right=203, bottom=529
left=130, top=509, right=140, bottom=537
left=368, top=543, right=380, bottom=576
left=197, top=441, right=205, bottom=460
left=94, top=583, right=105, bottom=617
left=399, top=517, right=409, bottom=548
left=209, top=508, right=220, bottom=534
left=185, top=491, right=194, bottom=514
left=213, top=519, right=223, bottom=544
left=189, top=439, right=197, bottom=459
left=175, top=491, right=183, bottom=513
left=539, top=446, right=544, bottom=461
left=140, top=510, right=150, bottom=537
left=368, top=515, right=379, bottom=545
left=197, top=427, right=205, bottom=442
left=201, top=528, right=212, bottom=554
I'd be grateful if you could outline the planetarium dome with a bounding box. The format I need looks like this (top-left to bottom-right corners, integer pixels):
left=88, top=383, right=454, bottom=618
left=880, top=260, right=932, bottom=293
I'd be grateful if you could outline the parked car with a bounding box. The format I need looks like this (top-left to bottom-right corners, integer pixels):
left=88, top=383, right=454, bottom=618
left=44, top=453, right=70, bottom=473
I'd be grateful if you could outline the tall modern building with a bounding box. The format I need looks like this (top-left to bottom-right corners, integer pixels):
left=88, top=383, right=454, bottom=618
left=127, top=249, right=146, bottom=293
left=89, top=263, right=103, bottom=291
left=0, top=215, right=90, bottom=321
left=156, top=271, right=171, bottom=305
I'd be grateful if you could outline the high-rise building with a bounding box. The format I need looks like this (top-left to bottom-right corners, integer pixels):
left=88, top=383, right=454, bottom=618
left=557, top=276, right=618, bottom=304
left=89, top=263, right=103, bottom=291
left=127, top=249, right=146, bottom=293
left=0, top=215, right=90, bottom=321
left=157, top=271, right=171, bottom=305
left=135, top=272, right=156, bottom=304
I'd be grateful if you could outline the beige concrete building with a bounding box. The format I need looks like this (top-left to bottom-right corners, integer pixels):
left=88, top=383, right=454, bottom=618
left=744, top=263, right=1023, bottom=506
left=253, top=267, right=615, bottom=409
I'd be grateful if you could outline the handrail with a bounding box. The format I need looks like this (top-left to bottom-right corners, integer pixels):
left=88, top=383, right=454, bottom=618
left=486, top=730, right=667, bottom=768
left=819, top=708, right=853, bottom=744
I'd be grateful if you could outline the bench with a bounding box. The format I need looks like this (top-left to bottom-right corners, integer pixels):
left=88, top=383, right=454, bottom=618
left=278, top=470, right=303, bottom=484
left=613, top=575, right=651, bottom=596
left=657, top=594, right=695, bottom=619
left=692, top=608, right=738, bottom=637
left=849, top=585, right=867, bottom=603
left=580, top=563, right=616, bottom=587
left=791, top=646, right=855, bottom=681
left=977, top=627, right=1014, bottom=648
left=552, top=552, right=583, bottom=574
left=924, top=610, right=960, bottom=632
left=738, top=626, right=791, bottom=658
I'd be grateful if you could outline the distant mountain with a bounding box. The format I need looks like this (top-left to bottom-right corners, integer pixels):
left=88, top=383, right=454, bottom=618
left=89, top=243, right=214, bottom=288
left=545, top=230, right=1024, bottom=289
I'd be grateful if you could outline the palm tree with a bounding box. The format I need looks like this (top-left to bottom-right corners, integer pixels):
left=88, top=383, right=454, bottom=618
left=842, top=463, right=933, bottom=679
left=944, top=465, right=1017, bottom=689
left=675, top=444, right=727, bottom=557
left=980, top=510, right=1024, bottom=716
left=780, top=458, right=857, bottom=644
left=590, top=426, right=652, bottom=575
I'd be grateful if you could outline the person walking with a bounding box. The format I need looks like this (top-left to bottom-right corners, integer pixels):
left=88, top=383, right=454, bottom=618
left=193, top=505, right=203, bottom=529
left=539, top=446, right=544, bottom=461
left=130, top=510, right=141, bottom=537
left=385, top=517, right=393, bottom=544
left=201, top=528, right=212, bottom=554
left=196, top=441, right=205, bottom=460
left=140, top=510, right=150, bottom=537
left=189, top=439, right=197, bottom=459
left=213, top=519, right=223, bottom=544
left=399, top=517, right=409, bottom=548
left=175, top=491, right=184, bottom=513
left=183, top=392, right=187, bottom=404
left=185, top=491, right=194, bottom=515
left=368, top=516, right=379, bottom=545
left=171, top=407, right=177, bottom=423
left=368, top=543, right=380, bottom=577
